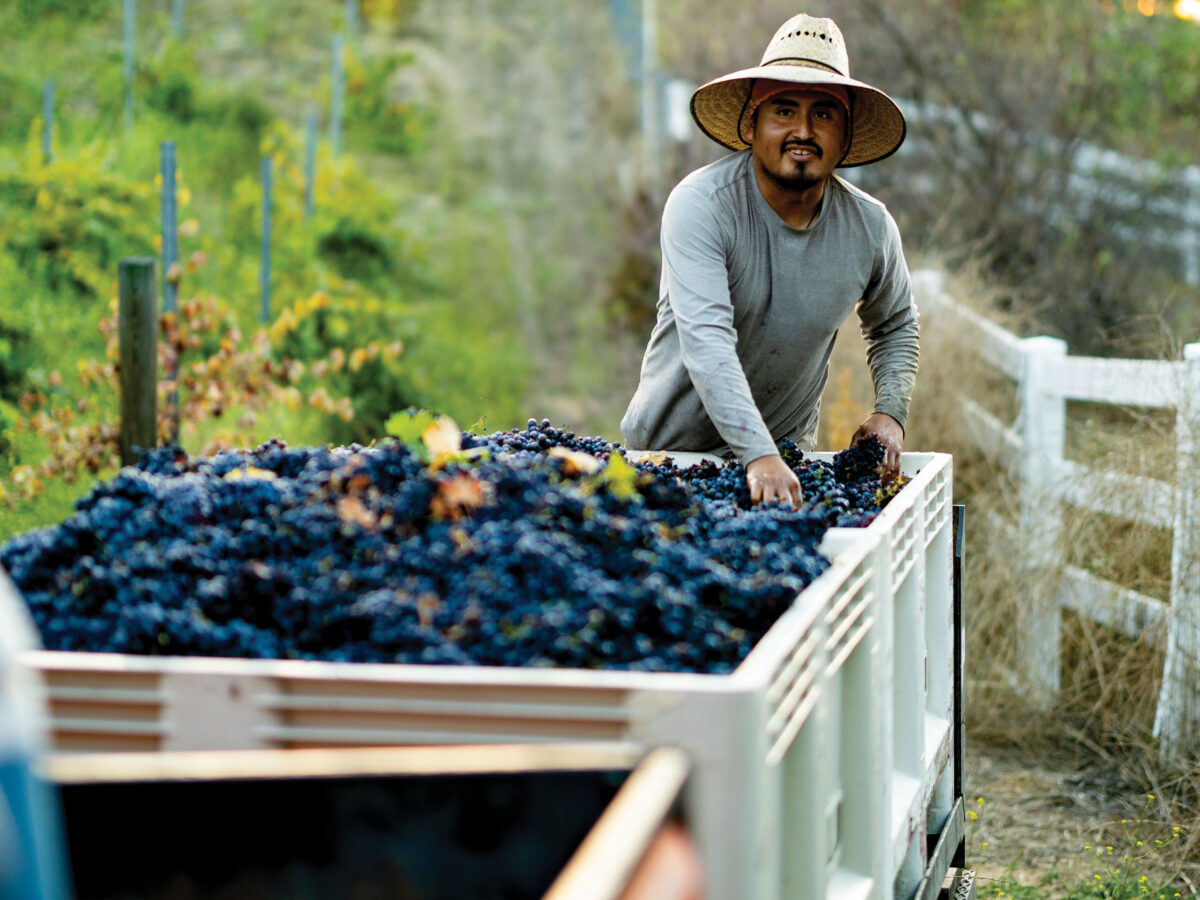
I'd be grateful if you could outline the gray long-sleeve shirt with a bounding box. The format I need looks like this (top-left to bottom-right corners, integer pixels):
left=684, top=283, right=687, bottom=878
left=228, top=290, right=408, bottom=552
left=620, top=151, right=919, bottom=464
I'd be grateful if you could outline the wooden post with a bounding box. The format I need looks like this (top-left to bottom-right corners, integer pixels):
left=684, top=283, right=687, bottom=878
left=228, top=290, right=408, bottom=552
left=1154, top=342, right=1200, bottom=761
left=123, top=0, right=135, bottom=131
left=118, top=258, right=158, bottom=466
left=1018, top=335, right=1068, bottom=706
left=304, top=111, right=317, bottom=220
left=42, top=79, right=53, bottom=164
left=330, top=34, right=344, bottom=160
left=260, top=156, right=272, bottom=324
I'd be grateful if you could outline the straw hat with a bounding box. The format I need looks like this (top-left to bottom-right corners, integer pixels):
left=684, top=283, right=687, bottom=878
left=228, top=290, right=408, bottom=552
left=691, top=13, right=906, bottom=167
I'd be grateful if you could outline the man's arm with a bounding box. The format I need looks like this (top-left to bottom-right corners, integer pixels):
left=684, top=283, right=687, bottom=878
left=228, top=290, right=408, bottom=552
left=660, top=184, right=801, bottom=505
left=855, top=210, right=919, bottom=475
left=661, top=187, right=778, bottom=457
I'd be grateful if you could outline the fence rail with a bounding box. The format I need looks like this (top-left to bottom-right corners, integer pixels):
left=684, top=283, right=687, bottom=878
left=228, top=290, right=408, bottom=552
left=913, top=269, right=1200, bottom=760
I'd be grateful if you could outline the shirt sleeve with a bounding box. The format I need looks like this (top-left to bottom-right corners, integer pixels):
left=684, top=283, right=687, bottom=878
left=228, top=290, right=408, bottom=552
left=856, top=208, right=920, bottom=430
left=661, top=184, right=779, bottom=464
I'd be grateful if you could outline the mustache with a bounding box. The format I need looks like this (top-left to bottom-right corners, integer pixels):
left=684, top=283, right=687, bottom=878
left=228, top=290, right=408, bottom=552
left=782, top=141, right=822, bottom=157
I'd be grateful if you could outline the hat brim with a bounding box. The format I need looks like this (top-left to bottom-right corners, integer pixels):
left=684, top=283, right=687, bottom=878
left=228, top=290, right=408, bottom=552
left=691, top=65, right=906, bottom=167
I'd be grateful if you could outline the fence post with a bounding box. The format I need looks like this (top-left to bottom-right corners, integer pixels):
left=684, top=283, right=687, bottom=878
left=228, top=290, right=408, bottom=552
left=304, top=111, right=317, bottom=220
left=260, top=155, right=272, bottom=324
left=330, top=34, right=344, bottom=160
left=123, top=0, right=136, bottom=131
left=118, top=258, right=158, bottom=466
left=41, top=79, right=53, bottom=164
left=1154, top=342, right=1200, bottom=761
left=160, top=142, right=179, bottom=316
left=1184, top=167, right=1200, bottom=289
left=1017, top=335, right=1068, bottom=705
left=160, top=142, right=180, bottom=444
left=345, top=0, right=360, bottom=45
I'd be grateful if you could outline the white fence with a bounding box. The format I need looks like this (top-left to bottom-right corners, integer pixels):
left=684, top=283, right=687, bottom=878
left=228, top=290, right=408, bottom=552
left=914, top=269, right=1200, bottom=761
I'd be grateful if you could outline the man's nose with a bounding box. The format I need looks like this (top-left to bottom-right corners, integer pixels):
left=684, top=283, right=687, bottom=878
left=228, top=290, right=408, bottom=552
left=789, top=114, right=813, bottom=139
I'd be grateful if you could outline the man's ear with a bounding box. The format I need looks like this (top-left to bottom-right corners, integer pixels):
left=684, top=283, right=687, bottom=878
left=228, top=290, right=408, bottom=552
left=743, top=107, right=756, bottom=142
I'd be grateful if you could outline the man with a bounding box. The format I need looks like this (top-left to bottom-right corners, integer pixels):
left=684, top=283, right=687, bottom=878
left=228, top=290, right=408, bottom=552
left=620, top=13, right=918, bottom=508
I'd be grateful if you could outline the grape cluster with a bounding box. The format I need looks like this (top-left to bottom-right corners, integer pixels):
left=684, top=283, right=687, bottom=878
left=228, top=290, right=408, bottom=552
left=1, top=424, right=902, bottom=674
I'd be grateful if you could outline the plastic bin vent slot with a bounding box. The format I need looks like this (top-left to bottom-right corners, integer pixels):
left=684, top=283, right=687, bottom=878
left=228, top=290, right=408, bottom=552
left=259, top=681, right=634, bottom=747
left=43, top=672, right=169, bottom=752
left=824, top=562, right=876, bottom=676
left=924, top=469, right=953, bottom=542
left=764, top=629, right=823, bottom=764
left=891, top=515, right=920, bottom=589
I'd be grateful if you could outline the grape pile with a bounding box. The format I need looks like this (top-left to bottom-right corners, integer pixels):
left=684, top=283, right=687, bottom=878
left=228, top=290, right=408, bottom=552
left=1, top=422, right=902, bottom=674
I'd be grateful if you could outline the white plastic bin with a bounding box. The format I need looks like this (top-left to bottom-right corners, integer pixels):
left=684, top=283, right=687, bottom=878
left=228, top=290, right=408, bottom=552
left=8, top=452, right=957, bottom=900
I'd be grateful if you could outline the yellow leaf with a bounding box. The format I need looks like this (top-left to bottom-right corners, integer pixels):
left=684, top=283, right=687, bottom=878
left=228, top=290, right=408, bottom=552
left=224, top=466, right=277, bottom=481
left=422, top=416, right=462, bottom=457
left=598, top=451, right=640, bottom=501
left=547, top=446, right=603, bottom=476
left=337, top=495, right=378, bottom=531
left=429, top=472, right=492, bottom=521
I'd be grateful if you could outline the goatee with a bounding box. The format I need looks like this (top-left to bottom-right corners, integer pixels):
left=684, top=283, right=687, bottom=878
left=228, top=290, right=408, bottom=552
left=763, top=166, right=823, bottom=193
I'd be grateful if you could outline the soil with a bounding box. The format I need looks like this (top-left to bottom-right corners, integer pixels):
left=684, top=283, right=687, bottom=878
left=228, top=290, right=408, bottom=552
left=963, top=740, right=1200, bottom=897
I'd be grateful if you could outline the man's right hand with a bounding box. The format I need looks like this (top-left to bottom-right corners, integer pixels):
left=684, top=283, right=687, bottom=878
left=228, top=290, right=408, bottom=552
left=745, top=454, right=802, bottom=508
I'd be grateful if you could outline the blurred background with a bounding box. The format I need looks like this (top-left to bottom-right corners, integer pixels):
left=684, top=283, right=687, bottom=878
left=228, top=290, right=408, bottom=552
left=1, top=1, right=1199, bottom=894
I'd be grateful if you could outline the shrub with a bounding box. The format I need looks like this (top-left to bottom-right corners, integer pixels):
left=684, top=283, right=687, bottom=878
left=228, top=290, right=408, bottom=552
left=0, top=147, right=155, bottom=298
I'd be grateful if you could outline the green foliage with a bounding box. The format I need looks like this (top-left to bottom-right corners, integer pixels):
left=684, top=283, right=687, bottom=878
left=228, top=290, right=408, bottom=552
left=224, top=122, right=422, bottom=297
left=0, top=398, right=16, bottom=463
left=342, top=48, right=431, bottom=156
left=954, top=0, right=1200, bottom=165
left=0, top=71, right=41, bottom=149
left=0, top=315, right=34, bottom=403
left=0, top=0, right=532, bottom=535
left=142, top=41, right=203, bottom=124
left=0, top=147, right=156, bottom=298
left=269, top=289, right=418, bottom=443
left=134, top=43, right=274, bottom=192
left=9, top=0, right=109, bottom=24
left=384, top=407, right=439, bottom=445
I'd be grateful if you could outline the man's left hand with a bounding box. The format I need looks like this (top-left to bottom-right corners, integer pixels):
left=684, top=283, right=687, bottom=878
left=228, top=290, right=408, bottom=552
left=850, top=412, right=903, bottom=476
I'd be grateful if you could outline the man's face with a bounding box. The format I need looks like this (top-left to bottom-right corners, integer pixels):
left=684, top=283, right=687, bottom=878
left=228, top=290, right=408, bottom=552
left=744, top=89, right=849, bottom=193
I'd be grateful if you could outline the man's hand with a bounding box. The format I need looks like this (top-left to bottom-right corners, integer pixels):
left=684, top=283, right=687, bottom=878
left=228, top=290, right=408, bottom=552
left=850, top=412, right=904, bottom=476
left=745, top=454, right=802, bottom=508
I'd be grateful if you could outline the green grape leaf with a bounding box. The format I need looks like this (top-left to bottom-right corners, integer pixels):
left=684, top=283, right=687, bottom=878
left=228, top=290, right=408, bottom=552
left=385, top=407, right=438, bottom=449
